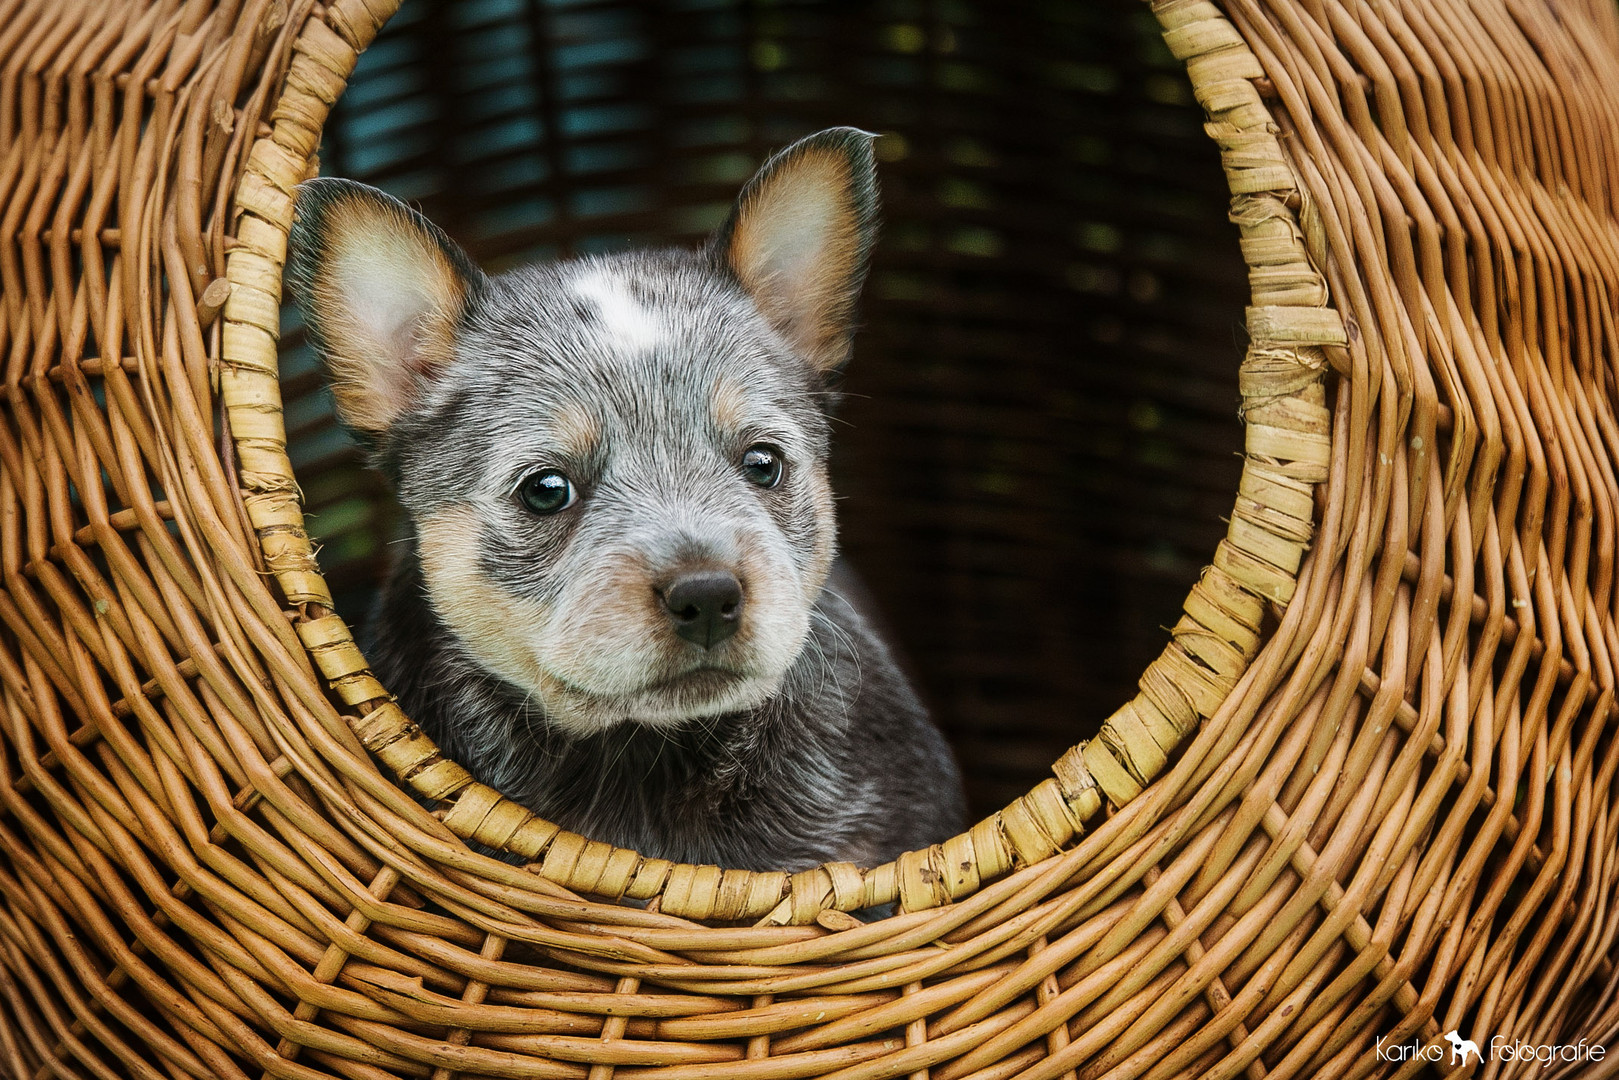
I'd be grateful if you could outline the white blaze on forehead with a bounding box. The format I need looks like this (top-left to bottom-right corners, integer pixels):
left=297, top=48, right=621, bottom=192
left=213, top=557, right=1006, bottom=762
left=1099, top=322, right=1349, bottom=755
left=571, top=270, right=663, bottom=354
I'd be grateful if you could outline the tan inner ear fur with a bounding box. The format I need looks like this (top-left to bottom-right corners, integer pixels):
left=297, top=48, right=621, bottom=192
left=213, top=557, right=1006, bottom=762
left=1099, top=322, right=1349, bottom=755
left=309, top=197, right=469, bottom=434
left=727, top=147, right=861, bottom=375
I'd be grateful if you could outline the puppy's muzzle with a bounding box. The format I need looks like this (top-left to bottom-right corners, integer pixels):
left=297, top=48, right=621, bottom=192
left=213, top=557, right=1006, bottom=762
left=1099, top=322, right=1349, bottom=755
left=658, top=569, right=743, bottom=649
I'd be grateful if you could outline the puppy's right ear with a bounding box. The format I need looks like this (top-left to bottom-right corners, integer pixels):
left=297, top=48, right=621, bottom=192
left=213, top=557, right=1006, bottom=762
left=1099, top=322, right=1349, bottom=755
left=710, top=128, right=878, bottom=379
left=286, top=178, right=483, bottom=436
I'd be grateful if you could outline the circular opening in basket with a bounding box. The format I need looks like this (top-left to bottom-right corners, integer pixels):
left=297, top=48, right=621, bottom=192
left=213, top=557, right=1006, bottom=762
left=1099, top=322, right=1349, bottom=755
left=277, top=0, right=1249, bottom=818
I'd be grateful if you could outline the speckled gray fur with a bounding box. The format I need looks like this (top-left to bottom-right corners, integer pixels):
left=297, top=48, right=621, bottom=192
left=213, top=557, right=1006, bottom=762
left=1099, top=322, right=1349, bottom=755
left=288, top=129, right=966, bottom=873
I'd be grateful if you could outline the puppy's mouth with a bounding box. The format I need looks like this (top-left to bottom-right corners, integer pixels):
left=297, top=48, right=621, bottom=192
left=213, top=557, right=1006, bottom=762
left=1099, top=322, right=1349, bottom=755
left=550, top=663, right=747, bottom=699
left=535, top=661, right=778, bottom=734
left=640, top=665, right=744, bottom=695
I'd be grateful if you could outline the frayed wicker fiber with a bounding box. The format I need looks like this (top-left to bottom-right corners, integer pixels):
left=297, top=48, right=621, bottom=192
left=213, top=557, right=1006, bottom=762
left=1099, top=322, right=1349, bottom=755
left=1, top=0, right=1618, bottom=1075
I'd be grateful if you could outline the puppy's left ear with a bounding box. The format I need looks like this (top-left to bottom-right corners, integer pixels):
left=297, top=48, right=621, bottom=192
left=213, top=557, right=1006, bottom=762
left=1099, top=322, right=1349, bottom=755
left=711, top=127, right=879, bottom=377
left=286, top=178, right=483, bottom=438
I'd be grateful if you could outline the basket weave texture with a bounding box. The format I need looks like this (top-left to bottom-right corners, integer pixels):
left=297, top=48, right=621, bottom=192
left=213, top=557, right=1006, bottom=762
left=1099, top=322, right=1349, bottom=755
left=0, top=0, right=1617, bottom=1076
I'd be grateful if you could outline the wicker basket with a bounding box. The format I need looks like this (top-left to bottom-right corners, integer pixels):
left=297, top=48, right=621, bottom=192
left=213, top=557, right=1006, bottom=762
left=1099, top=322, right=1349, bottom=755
left=1, top=0, right=1616, bottom=1075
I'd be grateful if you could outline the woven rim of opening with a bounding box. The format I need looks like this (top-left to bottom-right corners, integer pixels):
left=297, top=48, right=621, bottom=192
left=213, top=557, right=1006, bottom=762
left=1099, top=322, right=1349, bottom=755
left=219, top=0, right=1345, bottom=925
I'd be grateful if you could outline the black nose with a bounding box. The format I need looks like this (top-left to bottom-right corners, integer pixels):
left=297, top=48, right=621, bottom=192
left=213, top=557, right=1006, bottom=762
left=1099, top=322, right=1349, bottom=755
left=660, top=570, right=743, bottom=649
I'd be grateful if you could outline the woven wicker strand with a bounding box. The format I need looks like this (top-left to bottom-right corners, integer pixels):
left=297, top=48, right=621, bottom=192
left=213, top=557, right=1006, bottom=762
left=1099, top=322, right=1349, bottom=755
left=2, top=0, right=1618, bottom=1076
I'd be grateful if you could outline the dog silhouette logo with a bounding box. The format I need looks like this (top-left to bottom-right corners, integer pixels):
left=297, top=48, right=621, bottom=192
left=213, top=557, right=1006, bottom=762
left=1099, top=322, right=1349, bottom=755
left=1444, top=1030, right=1482, bottom=1066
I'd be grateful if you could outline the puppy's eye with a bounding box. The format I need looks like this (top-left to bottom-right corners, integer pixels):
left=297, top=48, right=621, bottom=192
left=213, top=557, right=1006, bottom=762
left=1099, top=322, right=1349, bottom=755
left=517, top=469, right=575, bottom=515
left=740, top=445, right=784, bottom=489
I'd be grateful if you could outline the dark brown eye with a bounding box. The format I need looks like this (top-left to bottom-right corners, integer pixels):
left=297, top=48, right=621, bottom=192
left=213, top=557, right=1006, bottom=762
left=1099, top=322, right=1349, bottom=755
left=517, top=469, right=574, bottom=514
left=741, top=445, right=784, bottom=489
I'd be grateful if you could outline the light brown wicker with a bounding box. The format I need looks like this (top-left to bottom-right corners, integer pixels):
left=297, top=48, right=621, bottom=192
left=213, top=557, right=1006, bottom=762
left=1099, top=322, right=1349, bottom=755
left=1, top=0, right=1617, bottom=1076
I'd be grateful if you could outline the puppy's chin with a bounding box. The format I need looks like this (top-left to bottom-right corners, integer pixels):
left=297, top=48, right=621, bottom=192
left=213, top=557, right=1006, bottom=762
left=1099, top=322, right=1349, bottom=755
left=538, top=670, right=784, bottom=738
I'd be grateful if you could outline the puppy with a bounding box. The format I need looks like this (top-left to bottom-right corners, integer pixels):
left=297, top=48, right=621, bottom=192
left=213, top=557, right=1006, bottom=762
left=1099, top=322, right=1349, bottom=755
left=287, top=128, right=966, bottom=872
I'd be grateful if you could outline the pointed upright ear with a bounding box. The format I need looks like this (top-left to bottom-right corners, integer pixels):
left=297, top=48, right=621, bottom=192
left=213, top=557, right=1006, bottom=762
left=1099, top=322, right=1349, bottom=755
left=286, top=178, right=483, bottom=437
left=711, top=128, right=879, bottom=377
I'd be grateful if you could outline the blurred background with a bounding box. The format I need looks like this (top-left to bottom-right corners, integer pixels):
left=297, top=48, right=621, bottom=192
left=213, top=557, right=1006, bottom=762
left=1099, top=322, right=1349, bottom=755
left=278, top=0, right=1250, bottom=816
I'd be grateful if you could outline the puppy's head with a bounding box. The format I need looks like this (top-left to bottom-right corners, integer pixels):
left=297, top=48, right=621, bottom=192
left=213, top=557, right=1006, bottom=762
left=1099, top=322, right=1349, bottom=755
left=288, top=128, right=878, bottom=736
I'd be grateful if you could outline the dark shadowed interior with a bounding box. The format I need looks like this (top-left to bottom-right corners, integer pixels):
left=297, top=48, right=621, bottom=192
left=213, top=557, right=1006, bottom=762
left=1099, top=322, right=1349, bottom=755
left=281, top=0, right=1249, bottom=815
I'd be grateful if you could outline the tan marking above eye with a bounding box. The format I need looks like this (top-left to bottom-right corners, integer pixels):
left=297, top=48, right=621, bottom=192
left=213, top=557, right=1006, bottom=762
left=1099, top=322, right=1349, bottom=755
left=548, top=401, right=601, bottom=460
left=711, top=379, right=750, bottom=432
